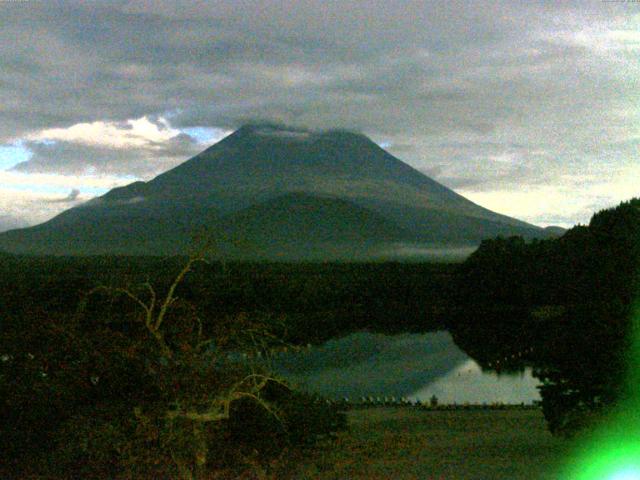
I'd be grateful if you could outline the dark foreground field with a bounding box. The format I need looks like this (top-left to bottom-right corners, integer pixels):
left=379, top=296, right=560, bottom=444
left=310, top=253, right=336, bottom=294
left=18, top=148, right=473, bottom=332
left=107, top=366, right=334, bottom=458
left=292, top=407, right=571, bottom=480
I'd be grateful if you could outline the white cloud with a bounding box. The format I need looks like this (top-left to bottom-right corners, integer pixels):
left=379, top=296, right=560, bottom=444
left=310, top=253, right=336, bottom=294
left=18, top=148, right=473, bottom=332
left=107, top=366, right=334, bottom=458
left=0, top=190, right=68, bottom=227
left=0, top=170, right=134, bottom=225
left=13, top=116, right=228, bottom=177
left=0, top=214, right=27, bottom=233
left=24, top=116, right=181, bottom=150
left=554, top=22, right=640, bottom=55
left=0, top=170, right=131, bottom=193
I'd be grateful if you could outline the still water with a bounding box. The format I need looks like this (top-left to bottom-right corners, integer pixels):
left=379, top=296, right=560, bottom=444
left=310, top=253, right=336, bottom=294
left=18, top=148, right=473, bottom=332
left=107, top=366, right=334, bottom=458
left=274, top=331, right=540, bottom=404
left=408, top=360, right=540, bottom=404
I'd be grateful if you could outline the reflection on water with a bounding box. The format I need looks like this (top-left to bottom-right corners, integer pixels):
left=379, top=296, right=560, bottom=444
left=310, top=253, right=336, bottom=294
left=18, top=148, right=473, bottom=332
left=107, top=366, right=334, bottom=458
left=274, top=331, right=540, bottom=404
left=408, top=359, right=541, bottom=404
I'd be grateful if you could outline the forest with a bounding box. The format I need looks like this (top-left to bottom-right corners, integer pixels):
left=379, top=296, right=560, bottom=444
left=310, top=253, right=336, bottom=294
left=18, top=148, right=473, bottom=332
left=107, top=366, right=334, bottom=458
left=0, top=254, right=453, bottom=478
left=446, top=198, right=640, bottom=435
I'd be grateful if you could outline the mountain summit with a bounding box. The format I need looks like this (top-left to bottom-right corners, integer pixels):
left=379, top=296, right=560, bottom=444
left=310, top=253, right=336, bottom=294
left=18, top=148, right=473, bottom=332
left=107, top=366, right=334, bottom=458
left=0, top=125, right=549, bottom=259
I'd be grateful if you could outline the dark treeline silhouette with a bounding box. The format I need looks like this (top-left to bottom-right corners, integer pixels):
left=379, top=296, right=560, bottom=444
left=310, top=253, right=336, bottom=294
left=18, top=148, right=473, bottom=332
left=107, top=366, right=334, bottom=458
left=446, top=198, right=640, bottom=435
left=0, top=257, right=453, bottom=344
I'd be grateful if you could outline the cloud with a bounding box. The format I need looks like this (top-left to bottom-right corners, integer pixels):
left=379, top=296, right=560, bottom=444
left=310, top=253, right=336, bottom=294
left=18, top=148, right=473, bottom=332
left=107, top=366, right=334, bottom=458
left=0, top=0, right=638, bottom=226
left=11, top=115, right=232, bottom=177
left=11, top=116, right=226, bottom=177
left=254, top=126, right=313, bottom=141
left=46, top=188, right=81, bottom=203
left=25, top=116, right=181, bottom=150
left=0, top=215, right=28, bottom=233
left=0, top=170, right=133, bottom=225
left=460, top=162, right=640, bottom=227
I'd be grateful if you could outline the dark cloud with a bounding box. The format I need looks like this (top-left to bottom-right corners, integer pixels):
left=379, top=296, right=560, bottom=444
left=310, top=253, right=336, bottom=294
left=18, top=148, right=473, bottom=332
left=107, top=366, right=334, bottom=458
left=0, top=0, right=638, bottom=224
left=45, top=188, right=81, bottom=203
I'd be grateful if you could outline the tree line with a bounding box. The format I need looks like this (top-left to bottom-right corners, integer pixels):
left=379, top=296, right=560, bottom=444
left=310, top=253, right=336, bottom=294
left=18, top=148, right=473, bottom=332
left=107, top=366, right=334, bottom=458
left=446, top=198, right=640, bottom=435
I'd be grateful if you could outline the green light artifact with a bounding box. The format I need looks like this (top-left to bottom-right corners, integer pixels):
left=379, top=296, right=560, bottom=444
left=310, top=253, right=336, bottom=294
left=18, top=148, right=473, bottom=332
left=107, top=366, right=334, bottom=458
left=563, top=305, right=640, bottom=480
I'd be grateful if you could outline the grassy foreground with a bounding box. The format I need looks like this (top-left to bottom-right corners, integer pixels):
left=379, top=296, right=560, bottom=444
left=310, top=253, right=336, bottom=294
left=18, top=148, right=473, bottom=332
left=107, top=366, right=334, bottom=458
left=291, top=407, right=572, bottom=480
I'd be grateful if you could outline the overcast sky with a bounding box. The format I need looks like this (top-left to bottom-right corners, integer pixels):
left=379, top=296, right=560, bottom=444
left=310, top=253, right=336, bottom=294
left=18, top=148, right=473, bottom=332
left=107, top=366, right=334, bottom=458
left=0, top=0, right=638, bottom=230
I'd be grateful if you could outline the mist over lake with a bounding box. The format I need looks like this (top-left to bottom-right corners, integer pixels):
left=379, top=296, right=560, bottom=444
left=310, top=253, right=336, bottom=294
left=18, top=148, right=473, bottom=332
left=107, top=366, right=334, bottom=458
left=377, top=243, right=478, bottom=262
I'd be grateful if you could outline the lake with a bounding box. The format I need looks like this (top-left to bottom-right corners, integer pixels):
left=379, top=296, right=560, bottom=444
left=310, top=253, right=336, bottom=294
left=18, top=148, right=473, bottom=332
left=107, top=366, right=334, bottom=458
left=274, top=331, right=541, bottom=404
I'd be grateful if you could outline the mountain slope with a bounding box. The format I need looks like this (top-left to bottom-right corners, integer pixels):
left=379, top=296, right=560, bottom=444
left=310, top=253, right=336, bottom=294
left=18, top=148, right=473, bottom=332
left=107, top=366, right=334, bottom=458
left=210, top=193, right=410, bottom=260
left=0, top=124, right=549, bottom=258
